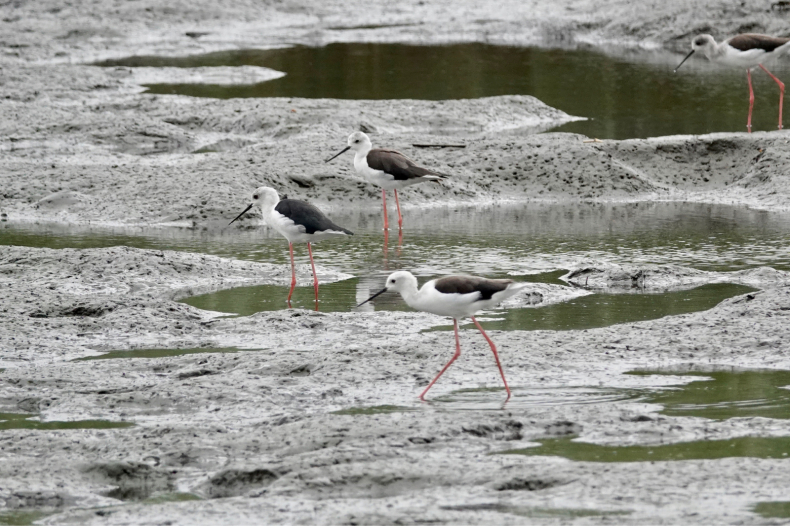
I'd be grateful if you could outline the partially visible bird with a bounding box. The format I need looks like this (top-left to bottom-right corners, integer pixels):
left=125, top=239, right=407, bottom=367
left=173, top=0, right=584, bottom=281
left=675, top=33, right=790, bottom=131
left=325, top=132, right=450, bottom=231
left=229, top=186, right=352, bottom=306
left=358, top=270, right=528, bottom=401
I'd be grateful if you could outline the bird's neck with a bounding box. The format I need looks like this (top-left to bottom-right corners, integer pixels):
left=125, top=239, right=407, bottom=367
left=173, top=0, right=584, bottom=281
left=707, top=43, right=726, bottom=60
left=354, top=145, right=372, bottom=161
left=398, top=283, right=421, bottom=308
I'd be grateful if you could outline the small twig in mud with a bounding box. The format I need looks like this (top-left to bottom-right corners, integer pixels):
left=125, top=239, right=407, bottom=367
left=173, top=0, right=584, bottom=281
left=412, top=144, right=466, bottom=148
left=583, top=138, right=603, bottom=143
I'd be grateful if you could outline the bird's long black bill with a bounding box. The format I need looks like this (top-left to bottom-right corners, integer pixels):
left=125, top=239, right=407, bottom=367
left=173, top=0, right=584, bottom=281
left=357, top=288, right=388, bottom=308
left=674, top=50, right=695, bottom=73
left=324, top=146, right=350, bottom=163
left=229, top=203, right=253, bottom=226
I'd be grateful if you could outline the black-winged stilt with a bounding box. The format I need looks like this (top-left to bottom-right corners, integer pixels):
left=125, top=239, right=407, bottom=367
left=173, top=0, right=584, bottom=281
left=675, top=33, right=790, bottom=131
left=358, top=271, right=528, bottom=401
left=325, top=132, right=450, bottom=231
left=229, top=186, right=352, bottom=306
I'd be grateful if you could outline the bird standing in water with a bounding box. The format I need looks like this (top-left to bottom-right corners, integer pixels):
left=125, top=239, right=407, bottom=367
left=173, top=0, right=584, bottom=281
left=325, top=132, right=450, bottom=231
left=229, top=186, right=352, bottom=307
left=675, top=33, right=790, bottom=131
left=359, top=270, right=528, bottom=401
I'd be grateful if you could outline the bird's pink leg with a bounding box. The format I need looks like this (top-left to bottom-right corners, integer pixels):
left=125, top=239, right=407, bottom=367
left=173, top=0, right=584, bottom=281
left=381, top=189, right=390, bottom=231
left=287, top=242, right=296, bottom=305
left=760, top=64, right=785, bottom=130
left=394, top=189, right=403, bottom=230
left=419, top=319, right=462, bottom=401
left=747, top=68, right=755, bottom=133
left=472, top=316, right=511, bottom=400
left=307, top=242, right=319, bottom=307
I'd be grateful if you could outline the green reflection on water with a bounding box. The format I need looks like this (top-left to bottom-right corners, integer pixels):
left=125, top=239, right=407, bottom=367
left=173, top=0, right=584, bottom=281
left=445, top=283, right=756, bottom=332
left=0, top=511, right=52, bottom=526
left=501, top=435, right=790, bottom=462
left=4, top=202, right=790, bottom=274
left=95, top=43, right=790, bottom=139
left=74, top=347, right=260, bottom=361
left=0, top=412, right=133, bottom=431
left=630, top=369, right=790, bottom=420
left=753, top=501, right=790, bottom=518
left=331, top=405, right=416, bottom=415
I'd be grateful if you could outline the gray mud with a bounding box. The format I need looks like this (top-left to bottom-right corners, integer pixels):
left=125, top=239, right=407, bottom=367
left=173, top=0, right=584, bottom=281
left=3, top=0, right=790, bottom=524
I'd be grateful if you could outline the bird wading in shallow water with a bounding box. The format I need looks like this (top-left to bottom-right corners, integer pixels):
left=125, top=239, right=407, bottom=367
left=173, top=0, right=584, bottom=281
left=359, top=271, right=529, bottom=401
left=675, top=33, right=790, bottom=132
left=325, top=132, right=450, bottom=231
left=229, top=186, right=352, bottom=308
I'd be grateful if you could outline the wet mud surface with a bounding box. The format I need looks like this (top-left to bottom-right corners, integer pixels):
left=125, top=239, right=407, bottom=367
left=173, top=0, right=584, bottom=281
left=3, top=0, right=790, bottom=524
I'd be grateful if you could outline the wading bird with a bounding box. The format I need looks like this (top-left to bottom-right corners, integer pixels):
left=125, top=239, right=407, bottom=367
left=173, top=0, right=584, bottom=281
left=675, top=33, right=790, bottom=131
left=325, top=132, right=450, bottom=231
left=358, top=270, right=528, bottom=401
left=229, top=186, right=352, bottom=306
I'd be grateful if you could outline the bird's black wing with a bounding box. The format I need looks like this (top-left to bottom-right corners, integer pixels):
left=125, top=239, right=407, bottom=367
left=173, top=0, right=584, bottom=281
left=727, top=34, right=790, bottom=52
left=275, top=199, right=353, bottom=235
left=367, top=149, right=450, bottom=181
left=434, top=276, right=512, bottom=301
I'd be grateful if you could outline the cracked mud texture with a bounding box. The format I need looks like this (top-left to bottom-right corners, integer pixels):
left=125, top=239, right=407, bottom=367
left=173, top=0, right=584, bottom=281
left=3, top=0, right=790, bottom=524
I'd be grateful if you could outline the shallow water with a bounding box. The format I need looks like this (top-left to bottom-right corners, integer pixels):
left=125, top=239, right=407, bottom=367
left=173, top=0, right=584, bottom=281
left=0, top=412, right=133, bottom=431
left=94, top=43, right=790, bottom=139
left=430, top=368, right=790, bottom=417
left=4, top=203, right=790, bottom=275
left=4, top=202, right=784, bottom=327
left=500, top=435, right=790, bottom=462
left=629, top=368, right=790, bottom=420
left=73, top=347, right=261, bottom=361
left=753, top=501, right=790, bottom=519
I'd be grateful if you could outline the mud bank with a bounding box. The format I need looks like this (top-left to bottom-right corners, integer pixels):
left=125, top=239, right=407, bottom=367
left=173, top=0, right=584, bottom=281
left=1, top=0, right=788, bottom=64
left=1, top=243, right=790, bottom=525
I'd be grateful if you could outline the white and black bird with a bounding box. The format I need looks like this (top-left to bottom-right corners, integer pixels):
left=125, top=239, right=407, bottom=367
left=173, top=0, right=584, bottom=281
left=675, top=33, right=790, bottom=131
left=325, top=132, right=450, bottom=231
left=229, top=186, right=352, bottom=306
left=359, top=271, right=529, bottom=401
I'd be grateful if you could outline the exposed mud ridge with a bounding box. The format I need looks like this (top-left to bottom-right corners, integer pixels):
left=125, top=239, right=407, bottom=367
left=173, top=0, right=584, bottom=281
left=564, top=265, right=790, bottom=291
left=82, top=462, right=175, bottom=501
left=200, top=468, right=280, bottom=499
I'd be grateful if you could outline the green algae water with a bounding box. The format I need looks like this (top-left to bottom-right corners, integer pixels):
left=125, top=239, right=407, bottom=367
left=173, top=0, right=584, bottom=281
left=94, top=43, right=790, bottom=139
left=629, top=368, right=790, bottom=420
left=73, top=347, right=260, bottom=361
left=501, top=435, right=790, bottom=462
left=0, top=412, right=133, bottom=431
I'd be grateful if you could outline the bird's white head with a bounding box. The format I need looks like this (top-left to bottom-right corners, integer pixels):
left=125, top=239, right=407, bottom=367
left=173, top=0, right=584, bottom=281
left=383, top=270, right=418, bottom=295
left=346, top=131, right=372, bottom=153
left=356, top=270, right=419, bottom=307
left=249, top=186, right=279, bottom=209
left=229, top=186, right=279, bottom=225
left=691, top=34, right=717, bottom=56
left=675, top=34, right=718, bottom=71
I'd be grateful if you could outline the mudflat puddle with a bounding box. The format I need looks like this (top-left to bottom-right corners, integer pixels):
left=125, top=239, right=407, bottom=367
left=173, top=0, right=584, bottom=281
left=429, top=368, right=790, bottom=417
left=501, top=436, right=790, bottom=462
left=0, top=412, right=133, bottom=431
left=4, top=201, right=781, bottom=326
left=753, top=502, right=790, bottom=519
left=95, top=43, right=790, bottom=139
left=73, top=347, right=260, bottom=361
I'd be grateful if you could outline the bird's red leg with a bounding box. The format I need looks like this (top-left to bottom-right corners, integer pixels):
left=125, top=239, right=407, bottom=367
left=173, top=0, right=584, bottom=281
left=760, top=64, right=785, bottom=130
left=394, top=189, right=403, bottom=230
left=307, top=242, right=319, bottom=308
left=287, top=242, right=296, bottom=306
left=419, top=319, right=462, bottom=401
left=381, top=189, right=389, bottom=231
left=747, top=68, right=755, bottom=133
left=472, top=316, right=511, bottom=400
